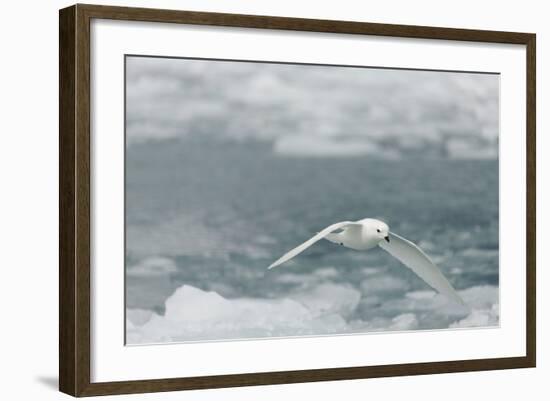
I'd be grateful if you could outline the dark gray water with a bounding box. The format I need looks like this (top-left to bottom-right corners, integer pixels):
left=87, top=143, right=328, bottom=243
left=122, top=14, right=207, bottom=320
left=125, top=137, right=499, bottom=343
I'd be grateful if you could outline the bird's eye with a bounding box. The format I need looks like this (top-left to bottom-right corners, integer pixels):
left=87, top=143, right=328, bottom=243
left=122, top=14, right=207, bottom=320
left=376, top=229, right=381, bottom=233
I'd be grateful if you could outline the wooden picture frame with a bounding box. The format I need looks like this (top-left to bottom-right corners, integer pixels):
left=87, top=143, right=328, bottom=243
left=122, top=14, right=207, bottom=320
left=59, top=3, right=536, bottom=397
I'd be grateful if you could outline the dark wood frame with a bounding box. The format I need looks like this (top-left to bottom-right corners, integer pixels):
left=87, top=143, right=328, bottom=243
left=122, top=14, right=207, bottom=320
left=59, top=3, right=536, bottom=397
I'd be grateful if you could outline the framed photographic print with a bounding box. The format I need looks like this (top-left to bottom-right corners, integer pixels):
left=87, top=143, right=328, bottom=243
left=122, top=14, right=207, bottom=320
left=59, top=4, right=536, bottom=397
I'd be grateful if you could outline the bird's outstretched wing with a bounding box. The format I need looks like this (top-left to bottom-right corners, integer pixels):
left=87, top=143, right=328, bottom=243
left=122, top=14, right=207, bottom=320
left=268, top=221, right=359, bottom=269
left=379, top=232, right=465, bottom=304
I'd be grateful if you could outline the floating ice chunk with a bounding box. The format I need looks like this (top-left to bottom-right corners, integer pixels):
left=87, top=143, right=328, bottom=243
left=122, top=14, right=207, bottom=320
left=388, top=285, right=499, bottom=329
left=461, top=248, right=499, bottom=259
left=405, top=290, right=437, bottom=300
left=274, top=136, right=382, bottom=158
left=276, top=268, right=345, bottom=286
left=290, top=283, right=361, bottom=318
left=449, top=285, right=499, bottom=328
left=450, top=267, right=463, bottom=275
left=314, top=267, right=339, bottom=279
left=459, top=285, right=498, bottom=309
left=449, top=309, right=498, bottom=328
left=275, top=272, right=314, bottom=285
left=127, top=283, right=362, bottom=344
left=127, top=308, right=154, bottom=326
left=418, top=240, right=436, bottom=252
left=361, top=267, right=381, bottom=276
left=389, top=313, right=419, bottom=331
left=361, top=275, right=410, bottom=295
left=127, top=257, right=177, bottom=277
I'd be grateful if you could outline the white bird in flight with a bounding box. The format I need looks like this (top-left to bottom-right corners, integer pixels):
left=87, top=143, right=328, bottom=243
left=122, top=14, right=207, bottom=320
left=268, top=218, right=464, bottom=304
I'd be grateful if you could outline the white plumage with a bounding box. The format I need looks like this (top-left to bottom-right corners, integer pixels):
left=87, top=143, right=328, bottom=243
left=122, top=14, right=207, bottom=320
left=268, top=218, right=464, bottom=304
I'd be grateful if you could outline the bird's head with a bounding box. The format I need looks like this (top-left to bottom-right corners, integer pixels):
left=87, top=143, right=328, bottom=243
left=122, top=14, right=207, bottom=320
left=370, top=219, right=390, bottom=243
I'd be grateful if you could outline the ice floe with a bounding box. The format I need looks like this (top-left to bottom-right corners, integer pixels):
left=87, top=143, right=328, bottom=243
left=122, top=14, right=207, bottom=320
left=126, top=282, right=498, bottom=344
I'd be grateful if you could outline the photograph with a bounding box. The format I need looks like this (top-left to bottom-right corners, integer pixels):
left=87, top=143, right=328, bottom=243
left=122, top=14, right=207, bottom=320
left=124, top=55, right=500, bottom=345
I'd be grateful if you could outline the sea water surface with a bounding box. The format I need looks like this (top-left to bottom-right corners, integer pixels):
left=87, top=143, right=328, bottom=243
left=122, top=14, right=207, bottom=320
left=125, top=137, right=499, bottom=344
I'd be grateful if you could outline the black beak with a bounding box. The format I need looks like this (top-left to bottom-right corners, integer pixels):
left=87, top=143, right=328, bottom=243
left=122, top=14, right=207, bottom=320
left=384, top=236, right=390, bottom=243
